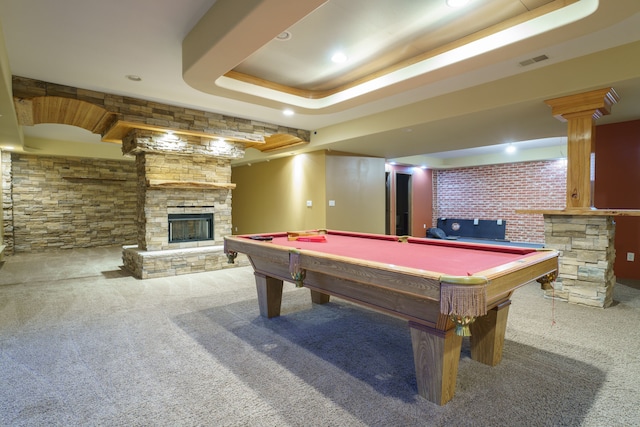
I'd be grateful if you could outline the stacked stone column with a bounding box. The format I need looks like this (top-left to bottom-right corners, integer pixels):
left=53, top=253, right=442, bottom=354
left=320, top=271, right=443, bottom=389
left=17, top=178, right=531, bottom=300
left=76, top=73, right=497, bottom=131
left=543, top=215, right=616, bottom=307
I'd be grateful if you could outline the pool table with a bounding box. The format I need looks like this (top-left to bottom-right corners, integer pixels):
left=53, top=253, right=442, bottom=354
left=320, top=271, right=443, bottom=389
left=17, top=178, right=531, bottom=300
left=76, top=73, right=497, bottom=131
left=224, top=229, right=558, bottom=405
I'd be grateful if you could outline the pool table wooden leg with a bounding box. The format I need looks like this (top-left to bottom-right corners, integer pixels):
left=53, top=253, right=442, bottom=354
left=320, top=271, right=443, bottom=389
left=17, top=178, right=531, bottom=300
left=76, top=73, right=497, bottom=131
left=469, top=300, right=511, bottom=366
left=409, top=322, right=463, bottom=405
left=254, top=273, right=283, bottom=318
left=310, top=289, right=330, bottom=304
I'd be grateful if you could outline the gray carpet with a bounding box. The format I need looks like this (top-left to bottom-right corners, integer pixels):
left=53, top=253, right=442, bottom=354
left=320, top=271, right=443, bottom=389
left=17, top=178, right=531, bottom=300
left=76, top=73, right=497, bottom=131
left=1, top=247, right=639, bottom=426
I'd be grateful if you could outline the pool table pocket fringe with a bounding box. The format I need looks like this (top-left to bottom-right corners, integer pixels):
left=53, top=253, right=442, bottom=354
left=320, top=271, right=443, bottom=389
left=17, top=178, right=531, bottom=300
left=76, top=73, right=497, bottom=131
left=289, top=250, right=306, bottom=287
left=440, top=277, right=489, bottom=336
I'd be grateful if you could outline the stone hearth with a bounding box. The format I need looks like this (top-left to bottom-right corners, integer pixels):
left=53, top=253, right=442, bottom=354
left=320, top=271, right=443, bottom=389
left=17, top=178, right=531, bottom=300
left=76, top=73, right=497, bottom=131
left=121, top=129, right=248, bottom=279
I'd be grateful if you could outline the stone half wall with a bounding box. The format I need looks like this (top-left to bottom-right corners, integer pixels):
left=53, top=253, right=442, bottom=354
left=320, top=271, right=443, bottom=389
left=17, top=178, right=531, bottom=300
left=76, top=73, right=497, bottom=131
left=543, top=215, right=616, bottom=308
left=121, top=130, right=246, bottom=279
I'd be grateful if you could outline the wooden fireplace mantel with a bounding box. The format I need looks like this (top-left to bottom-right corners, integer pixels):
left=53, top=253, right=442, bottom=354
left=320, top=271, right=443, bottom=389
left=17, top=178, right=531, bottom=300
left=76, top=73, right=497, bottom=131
left=146, top=179, right=236, bottom=190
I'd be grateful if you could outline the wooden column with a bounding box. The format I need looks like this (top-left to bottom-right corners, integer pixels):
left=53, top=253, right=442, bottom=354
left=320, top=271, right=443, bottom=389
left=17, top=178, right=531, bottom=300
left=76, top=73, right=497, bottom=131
left=544, top=88, right=619, bottom=209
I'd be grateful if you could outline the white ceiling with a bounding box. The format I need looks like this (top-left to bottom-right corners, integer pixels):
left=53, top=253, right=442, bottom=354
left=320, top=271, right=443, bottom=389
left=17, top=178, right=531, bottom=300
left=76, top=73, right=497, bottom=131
left=0, top=0, right=639, bottom=167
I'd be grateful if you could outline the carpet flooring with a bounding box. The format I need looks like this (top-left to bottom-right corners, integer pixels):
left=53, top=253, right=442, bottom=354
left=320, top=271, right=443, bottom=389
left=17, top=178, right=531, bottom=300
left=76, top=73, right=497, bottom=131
left=1, top=246, right=639, bottom=426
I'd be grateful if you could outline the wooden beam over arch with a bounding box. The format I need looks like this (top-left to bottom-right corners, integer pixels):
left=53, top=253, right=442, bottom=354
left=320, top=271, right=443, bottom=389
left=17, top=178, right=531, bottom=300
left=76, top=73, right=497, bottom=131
left=13, top=96, right=116, bottom=135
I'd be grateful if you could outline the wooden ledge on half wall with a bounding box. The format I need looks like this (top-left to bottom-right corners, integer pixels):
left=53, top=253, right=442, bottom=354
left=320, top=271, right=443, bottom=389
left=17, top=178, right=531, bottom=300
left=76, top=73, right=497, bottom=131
left=516, top=208, right=640, bottom=217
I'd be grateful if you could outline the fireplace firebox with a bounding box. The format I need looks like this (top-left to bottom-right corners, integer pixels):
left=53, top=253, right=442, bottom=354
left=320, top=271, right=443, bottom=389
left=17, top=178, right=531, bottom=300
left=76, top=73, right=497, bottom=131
left=168, top=213, right=214, bottom=243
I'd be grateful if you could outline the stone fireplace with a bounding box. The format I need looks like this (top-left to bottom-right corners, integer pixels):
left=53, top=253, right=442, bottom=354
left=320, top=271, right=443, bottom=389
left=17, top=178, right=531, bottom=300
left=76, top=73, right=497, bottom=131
left=121, top=129, right=248, bottom=279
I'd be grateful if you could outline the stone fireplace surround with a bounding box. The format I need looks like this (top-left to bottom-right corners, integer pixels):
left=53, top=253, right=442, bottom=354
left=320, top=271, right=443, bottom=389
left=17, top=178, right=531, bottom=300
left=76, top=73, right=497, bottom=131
left=121, top=129, right=248, bottom=279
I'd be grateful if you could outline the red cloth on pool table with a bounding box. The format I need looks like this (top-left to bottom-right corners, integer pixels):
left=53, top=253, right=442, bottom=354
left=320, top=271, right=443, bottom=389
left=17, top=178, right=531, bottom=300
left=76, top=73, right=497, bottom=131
left=263, top=232, right=536, bottom=277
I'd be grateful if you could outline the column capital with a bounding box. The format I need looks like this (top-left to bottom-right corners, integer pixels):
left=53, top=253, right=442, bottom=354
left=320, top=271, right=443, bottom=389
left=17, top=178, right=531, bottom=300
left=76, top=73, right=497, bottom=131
left=545, top=87, right=619, bottom=122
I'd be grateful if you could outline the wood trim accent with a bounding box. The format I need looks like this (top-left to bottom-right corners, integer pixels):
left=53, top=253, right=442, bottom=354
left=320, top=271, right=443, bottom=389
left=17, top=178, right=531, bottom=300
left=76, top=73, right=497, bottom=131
left=146, top=179, right=236, bottom=189
left=516, top=208, right=640, bottom=216
left=246, top=133, right=308, bottom=152
left=102, top=120, right=266, bottom=145
left=13, top=96, right=116, bottom=134
left=61, top=176, right=127, bottom=182
left=103, top=121, right=308, bottom=153
left=544, top=87, right=620, bottom=121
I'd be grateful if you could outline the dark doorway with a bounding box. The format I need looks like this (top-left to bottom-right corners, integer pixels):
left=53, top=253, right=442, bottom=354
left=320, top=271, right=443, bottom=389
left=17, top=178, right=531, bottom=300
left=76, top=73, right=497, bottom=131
left=385, top=172, right=391, bottom=235
left=395, top=173, right=411, bottom=236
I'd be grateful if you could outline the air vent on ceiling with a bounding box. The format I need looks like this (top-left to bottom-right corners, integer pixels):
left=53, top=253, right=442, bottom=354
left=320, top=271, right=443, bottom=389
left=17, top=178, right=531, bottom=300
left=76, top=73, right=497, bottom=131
left=519, top=54, right=549, bottom=67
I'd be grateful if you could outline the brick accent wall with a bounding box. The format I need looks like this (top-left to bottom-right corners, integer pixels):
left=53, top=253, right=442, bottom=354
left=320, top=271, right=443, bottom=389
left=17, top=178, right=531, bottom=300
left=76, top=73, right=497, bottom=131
left=9, top=153, right=137, bottom=252
left=433, top=160, right=567, bottom=243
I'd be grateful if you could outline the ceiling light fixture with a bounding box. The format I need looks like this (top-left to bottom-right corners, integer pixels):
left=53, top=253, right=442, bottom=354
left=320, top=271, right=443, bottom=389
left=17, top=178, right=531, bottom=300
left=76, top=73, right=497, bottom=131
left=446, top=0, right=470, bottom=8
left=275, top=31, right=292, bottom=41
left=126, top=74, right=142, bottom=82
left=505, top=144, right=516, bottom=154
left=331, top=52, right=347, bottom=64
left=283, top=109, right=294, bottom=116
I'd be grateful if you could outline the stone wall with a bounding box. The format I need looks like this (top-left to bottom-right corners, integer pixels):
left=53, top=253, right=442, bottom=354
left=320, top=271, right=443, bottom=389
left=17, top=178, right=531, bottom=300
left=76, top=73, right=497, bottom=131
left=1, top=151, right=13, bottom=255
left=9, top=153, right=137, bottom=252
left=543, top=215, right=616, bottom=307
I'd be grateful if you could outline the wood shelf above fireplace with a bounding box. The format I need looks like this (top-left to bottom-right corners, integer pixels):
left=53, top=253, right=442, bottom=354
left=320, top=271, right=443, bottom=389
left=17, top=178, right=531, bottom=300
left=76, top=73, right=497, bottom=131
left=146, top=179, right=236, bottom=189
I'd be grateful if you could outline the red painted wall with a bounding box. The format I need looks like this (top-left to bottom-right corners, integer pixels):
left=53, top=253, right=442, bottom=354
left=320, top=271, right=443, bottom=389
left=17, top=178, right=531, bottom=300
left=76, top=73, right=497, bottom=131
left=410, top=167, right=433, bottom=236
left=433, top=160, right=567, bottom=243
left=594, top=119, right=640, bottom=279
left=387, top=165, right=432, bottom=237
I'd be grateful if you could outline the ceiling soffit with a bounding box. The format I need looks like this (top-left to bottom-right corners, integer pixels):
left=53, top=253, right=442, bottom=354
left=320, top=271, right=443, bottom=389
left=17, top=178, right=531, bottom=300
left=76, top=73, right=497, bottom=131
left=182, top=0, right=597, bottom=112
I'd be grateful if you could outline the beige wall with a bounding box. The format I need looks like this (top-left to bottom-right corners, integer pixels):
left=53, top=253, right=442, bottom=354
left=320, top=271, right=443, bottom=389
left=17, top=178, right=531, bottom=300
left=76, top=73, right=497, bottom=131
left=232, top=151, right=327, bottom=234
left=231, top=150, right=385, bottom=235
left=325, top=153, right=385, bottom=233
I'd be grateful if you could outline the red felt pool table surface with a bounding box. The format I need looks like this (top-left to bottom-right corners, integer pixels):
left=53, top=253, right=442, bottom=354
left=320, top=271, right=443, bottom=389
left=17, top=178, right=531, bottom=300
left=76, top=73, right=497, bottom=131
left=262, top=230, right=536, bottom=277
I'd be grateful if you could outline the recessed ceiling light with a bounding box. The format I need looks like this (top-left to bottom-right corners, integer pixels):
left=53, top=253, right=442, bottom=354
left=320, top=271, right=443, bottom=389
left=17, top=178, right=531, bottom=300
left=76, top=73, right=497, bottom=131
left=331, top=52, right=348, bottom=64
left=126, top=74, right=142, bottom=82
left=275, top=31, right=292, bottom=41
left=506, top=144, right=517, bottom=154
left=446, top=0, right=470, bottom=8
left=283, top=109, right=294, bottom=116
